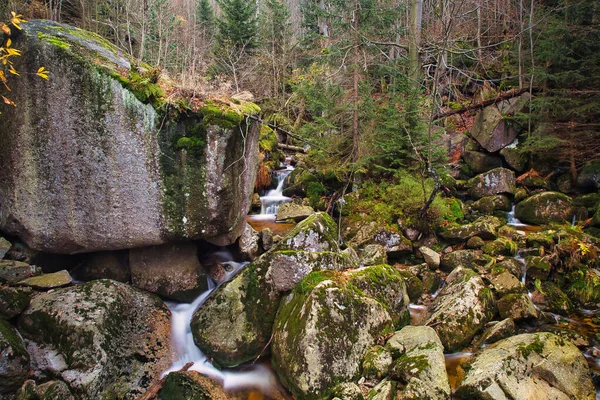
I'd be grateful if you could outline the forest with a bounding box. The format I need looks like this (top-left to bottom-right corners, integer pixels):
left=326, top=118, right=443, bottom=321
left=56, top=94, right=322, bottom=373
left=0, top=0, right=600, bottom=399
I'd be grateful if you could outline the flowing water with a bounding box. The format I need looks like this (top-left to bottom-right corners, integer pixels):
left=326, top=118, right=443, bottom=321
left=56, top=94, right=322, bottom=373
left=163, top=255, right=282, bottom=396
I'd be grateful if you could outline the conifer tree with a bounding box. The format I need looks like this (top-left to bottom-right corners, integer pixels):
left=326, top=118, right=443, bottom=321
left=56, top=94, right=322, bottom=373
left=215, top=0, right=258, bottom=49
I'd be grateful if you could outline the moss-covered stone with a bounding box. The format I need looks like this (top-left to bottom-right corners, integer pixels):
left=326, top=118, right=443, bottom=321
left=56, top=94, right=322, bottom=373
left=0, top=286, right=31, bottom=320
left=525, top=232, right=555, bottom=250
left=0, top=261, right=41, bottom=285
left=481, top=237, right=518, bottom=257
left=440, top=250, right=493, bottom=273
left=497, top=293, right=538, bottom=321
left=566, top=269, right=600, bottom=307
left=471, top=195, right=511, bottom=214
left=362, top=345, right=392, bottom=380
left=17, top=270, right=72, bottom=289
left=514, top=192, right=575, bottom=225
left=438, top=216, right=503, bottom=243
left=159, top=371, right=229, bottom=400
left=37, top=380, right=75, bottom=400
left=0, top=319, right=30, bottom=394
left=530, top=281, right=573, bottom=315
left=360, top=244, right=388, bottom=266
left=396, top=269, right=424, bottom=303
left=468, top=168, right=516, bottom=200
left=525, top=256, right=552, bottom=280
left=275, top=203, right=315, bottom=222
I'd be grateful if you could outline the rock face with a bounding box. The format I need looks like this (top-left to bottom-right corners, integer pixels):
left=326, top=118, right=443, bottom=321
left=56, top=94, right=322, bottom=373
left=386, top=326, right=451, bottom=399
left=425, top=267, right=496, bottom=352
left=0, top=20, right=260, bottom=254
left=457, top=332, right=595, bottom=400
left=469, top=168, right=516, bottom=200
left=17, top=280, right=172, bottom=399
left=272, top=270, right=396, bottom=399
left=130, top=242, right=208, bottom=302
left=0, top=320, right=30, bottom=394
left=515, top=192, right=575, bottom=225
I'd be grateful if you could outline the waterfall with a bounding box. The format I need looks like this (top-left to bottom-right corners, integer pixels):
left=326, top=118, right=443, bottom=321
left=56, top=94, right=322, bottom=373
left=258, top=163, right=294, bottom=217
left=506, top=204, right=528, bottom=227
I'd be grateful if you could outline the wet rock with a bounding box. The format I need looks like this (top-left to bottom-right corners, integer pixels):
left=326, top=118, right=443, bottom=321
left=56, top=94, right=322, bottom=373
left=478, top=318, right=516, bottom=345
left=276, top=203, right=315, bottom=222
left=130, top=242, right=208, bottom=302
left=237, top=222, right=260, bottom=261
left=0, top=238, right=11, bottom=260
left=577, top=159, right=600, bottom=190
left=271, top=270, right=395, bottom=399
left=75, top=251, right=130, bottom=282
left=0, top=21, right=260, bottom=254
left=440, top=250, right=493, bottom=273
left=462, top=151, right=503, bottom=174
left=500, top=144, right=526, bottom=171
left=515, top=192, right=575, bottom=225
left=17, top=270, right=72, bottom=290
left=489, top=271, right=525, bottom=296
left=0, top=320, right=30, bottom=394
left=481, top=237, right=518, bottom=257
left=496, top=257, right=524, bottom=278
left=469, top=168, right=516, bottom=200
left=497, top=293, right=538, bottom=321
left=387, top=326, right=451, bottom=399
left=456, top=332, right=595, bottom=400
left=0, top=286, right=31, bottom=319
left=530, top=282, right=573, bottom=315
left=361, top=244, right=387, bottom=266
left=525, top=256, right=552, bottom=280
left=159, top=371, right=229, bottom=400
left=439, top=216, right=503, bottom=243
left=471, top=195, right=511, bottom=214
left=18, top=280, right=172, bottom=399
left=419, top=246, right=440, bottom=269
left=0, top=261, right=41, bottom=285
left=362, top=345, right=392, bottom=380
left=425, top=267, right=496, bottom=352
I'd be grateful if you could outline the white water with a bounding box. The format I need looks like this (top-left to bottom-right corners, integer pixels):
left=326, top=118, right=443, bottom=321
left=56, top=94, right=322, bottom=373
left=507, top=204, right=528, bottom=230
left=162, top=259, right=279, bottom=393
left=260, top=164, right=294, bottom=216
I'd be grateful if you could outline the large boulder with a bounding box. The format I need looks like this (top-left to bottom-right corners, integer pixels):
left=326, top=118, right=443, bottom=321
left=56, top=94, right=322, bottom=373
left=386, top=326, right=451, bottom=399
left=0, top=286, right=31, bottom=319
left=515, top=192, right=575, bottom=225
left=129, top=242, right=208, bottom=302
left=0, top=320, right=30, bottom=394
left=275, top=202, right=315, bottom=222
left=17, top=280, right=172, bottom=399
left=271, top=270, right=396, bottom=399
left=75, top=250, right=130, bottom=282
left=577, top=159, right=600, bottom=190
left=457, top=332, right=595, bottom=399
left=462, top=151, right=503, bottom=174
left=0, top=20, right=260, bottom=254
left=469, top=168, right=516, bottom=200
left=425, top=267, right=496, bottom=352
left=470, top=93, right=530, bottom=153
left=438, top=216, right=503, bottom=243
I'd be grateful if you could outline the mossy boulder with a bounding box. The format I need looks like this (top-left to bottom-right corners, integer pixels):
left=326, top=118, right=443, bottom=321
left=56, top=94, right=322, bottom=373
left=525, top=256, right=552, bottom=280
left=489, top=271, right=525, bottom=297
left=0, top=261, right=41, bottom=285
left=514, top=192, right=575, bottom=225
left=456, top=333, right=595, bottom=400
left=477, top=318, right=516, bottom=346
left=360, top=244, right=388, bottom=266
left=425, top=267, right=496, bottom=352
left=17, top=270, right=72, bottom=290
left=529, top=282, right=573, bottom=315
left=462, top=151, right=503, bottom=174
left=500, top=145, right=526, bottom=171
left=481, top=237, right=518, bottom=257
left=0, top=286, right=32, bottom=320
left=396, top=270, right=424, bottom=302
left=497, top=293, right=538, bottom=321
left=440, top=250, right=493, bottom=273
left=525, top=232, right=555, bottom=250
left=129, top=242, right=208, bottom=302
left=275, top=203, right=315, bottom=222
left=471, top=195, right=511, bottom=214
left=17, top=280, right=172, bottom=399
left=34, top=380, right=75, bottom=400
left=159, top=371, right=229, bottom=400
left=362, top=345, right=393, bottom=380
left=372, top=230, right=412, bottom=257
left=576, top=159, right=600, bottom=190
left=271, top=271, right=395, bottom=399
left=439, top=216, right=503, bottom=243
left=0, top=20, right=260, bottom=253
left=468, top=168, right=516, bottom=200
left=75, top=250, right=130, bottom=282
left=386, top=326, right=451, bottom=399
left=566, top=269, right=600, bottom=307
left=273, top=212, right=340, bottom=253
left=0, top=320, right=30, bottom=394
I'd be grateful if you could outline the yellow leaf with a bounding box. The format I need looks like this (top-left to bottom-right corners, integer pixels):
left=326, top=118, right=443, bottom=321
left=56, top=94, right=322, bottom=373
left=2, top=95, right=16, bottom=106
left=1, top=24, right=10, bottom=35
left=37, top=66, right=45, bottom=73
left=8, top=66, right=19, bottom=76
left=6, top=48, right=21, bottom=56
left=6, top=39, right=11, bottom=48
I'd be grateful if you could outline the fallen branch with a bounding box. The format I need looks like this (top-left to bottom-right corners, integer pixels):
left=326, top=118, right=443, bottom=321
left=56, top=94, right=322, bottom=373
left=432, top=88, right=530, bottom=120
left=137, top=362, right=194, bottom=400
left=252, top=333, right=274, bottom=364
left=278, top=143, right=306, bottom=153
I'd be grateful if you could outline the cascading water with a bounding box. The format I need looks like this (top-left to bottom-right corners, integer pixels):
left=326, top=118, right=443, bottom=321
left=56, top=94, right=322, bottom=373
left=259, top=164, right=294, bottom=217
left=507, top=204, right=527, bottom=228
left=163, top=254, right=279, bottom=394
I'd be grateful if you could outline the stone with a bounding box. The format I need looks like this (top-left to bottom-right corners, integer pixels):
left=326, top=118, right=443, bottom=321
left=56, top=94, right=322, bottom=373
left=496, top=257, right=525, bottom=278
left=556, top=174, right=572, bottom=193
left=489, top=271, right=525, bottom=296
left=478, top=318, right=516, bottom=345
left=273, top=213, right=340, bottom=253
left=0, top=261, right=41, bottom=285
left=0, top=238, right=11, bottom=260
left=500, top=143, right=526, bottom=171
left=159, top=371, right=229, bottom=400
left=525, top=232, right=555, bottom=250
left=440, top=250, right=493, bottom=273
left=457, top=333, right=595, bottom=400
left=17, top=270, right=72, bottom=290
left=530, top=282, right=573, bottom=315
left=462, top=151, right=503, bottom=174
left=466, top=236, right=485, bottom=249
left=439, top=216, right=503, bottom=243
left=271, top=271, right=395, bottom=399
left=237, top=222, right=260, bottom=261
left=331, top=382, right=364, bottom=400
left=422, top=272, right=442, bottom=295
left=130, top=242, right=208, bottom=302
left=0, top=20, right=260, bottom=254
left=260, top=228, right=274, bottom=251
left=362, top=345, right=393, bottom=380
left=497, top=293, right=539, bottom=321
left=275, top=202, right=315, bottom=222
left=349, top=221, right=378, bottom=247
left=481, top=237, right=518, bottom=257
left=361, top=244, right=387, bottom=266
left=471, top=195, right=511, bottom=214
left=18, top=280, right=172, bottom=399
left=577, top=159, right=600, bottom=190
left=514, top=192, right=575, bottom=225
left=0, top=320, right=30, bottom=394
left=469, top=168, right=516, bottom=200
left=36, top=380, right=75, bottom=400
left=396, top=270, right=424, bottom=303
left=419, top=246, right=440, bottom=269
left=75, top=251, right=130, bottom=282
left=387, top=326, right=451, bottom=399
left=366, top=379, right=394, bottom=400
left=525, top=256, right=552, bottom=280
left=0, top=286, right=32, bottom=320
left=372, top=230, right=412, bottom=257
left=425, top=267, right=496, bottom=352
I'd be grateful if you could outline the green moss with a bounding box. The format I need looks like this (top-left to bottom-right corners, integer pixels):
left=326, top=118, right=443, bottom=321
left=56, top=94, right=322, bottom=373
left=517, top=335, right=544, bottom=358
left=37, top=32, right=70, bottom=49
left=391, top=354, right=430, bottom=381
left=0, top=319, right=29, bottom=359
left=259, top=125, right=278, bottom=152
left=199, top=99, right=259, bottom=129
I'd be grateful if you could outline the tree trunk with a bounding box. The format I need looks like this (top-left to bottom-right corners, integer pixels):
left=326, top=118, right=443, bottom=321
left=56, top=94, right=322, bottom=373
left=408, top=0, right=422, bottom=93
left=352, top=0, right=360, bottom=164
